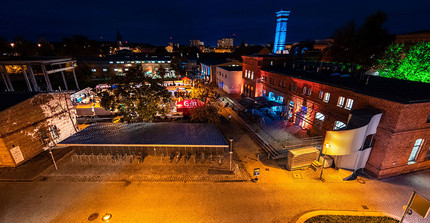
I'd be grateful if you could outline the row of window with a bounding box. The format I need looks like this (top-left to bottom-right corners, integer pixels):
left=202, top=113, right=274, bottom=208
left=244, top=70, right=254, bottom=79
left=91, top=68, right=129, bottom=72
left=317, top=91, right=354, bottom=110
left=108, top=60, right=170, bottom=64
left=218, top=71, right=227, bottom=78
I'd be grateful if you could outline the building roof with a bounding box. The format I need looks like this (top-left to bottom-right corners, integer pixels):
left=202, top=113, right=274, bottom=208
left=264, top=67, right=430, bottom=104
left=0, top=57, right=75, bottom=65
left=217, top=66, right=243, bottom=71
left=58, top=123, right=228, bottom=147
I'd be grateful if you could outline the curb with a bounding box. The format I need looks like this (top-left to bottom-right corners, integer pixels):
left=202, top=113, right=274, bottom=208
left=295, top=210, right=401, bottom=223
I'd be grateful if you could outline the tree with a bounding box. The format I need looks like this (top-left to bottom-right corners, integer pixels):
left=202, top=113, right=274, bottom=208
left=323, top=11, right=393, bottom=67
left=99, top=66, right=172, bottom=122
left=189, top=81, right=220, bottom=123
left=190, top=104, right=220, bottom=123
left=377, top=42, right=430, bottom=83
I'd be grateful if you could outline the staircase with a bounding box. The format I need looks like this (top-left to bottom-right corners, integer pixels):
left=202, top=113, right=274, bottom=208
left=311, top=160, right=322, bottom=171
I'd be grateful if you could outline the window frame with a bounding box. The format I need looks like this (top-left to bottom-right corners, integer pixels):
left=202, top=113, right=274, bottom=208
left=345, top=98, right=354, bottom=110
left=337, top=96, right=345, bottom=107
left=323, top=93, right=330, bottom=103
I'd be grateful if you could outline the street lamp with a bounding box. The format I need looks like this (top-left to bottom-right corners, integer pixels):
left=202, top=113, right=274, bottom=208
left=319, top=143, right=330, bottom=181
left=102, top=213, right=112, bottom=222
left=229, top=137, right=233, bottom=171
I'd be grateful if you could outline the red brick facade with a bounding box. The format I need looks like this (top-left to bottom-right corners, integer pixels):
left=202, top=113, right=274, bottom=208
left=242, top=55, right=430, bottom=178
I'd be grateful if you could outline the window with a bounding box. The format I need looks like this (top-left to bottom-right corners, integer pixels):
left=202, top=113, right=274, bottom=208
left=251, top=71, right=254, bottom=80
left=409, top=139, right=424, bottom=163
left=337, top=96, right=345, bottom=107
left=49, top=125, right=59, bottom=139
left=303, top=86, right=307, bottom=95
left=270, top=61, right=273, bottom=66
left=114, top=68, right=119, bottom=71
left=315, top=112, right=325, bottom=121
left=323, top=93, right=330, bottom=103
left=103, top=69, right=108, bottom=72
left=334, top=121, right=346, bottom=130
left=225, top=74, right=228, bottom=78
left=293, top=83, right=297, bottom=92
left=427, top=114, right=430, bottom=123
left=91, top=69, right=96, bottom=72
left=307, top=87, right=312, bottom=96
left=318, top=91, right=324, bottom=99
left=345, top=99, right=354, bottom=110
left=125, top=68, right=129, bottom=71
left=109, top=61, right=113, bottom=64
left=262, top=76, right=267, bottom=82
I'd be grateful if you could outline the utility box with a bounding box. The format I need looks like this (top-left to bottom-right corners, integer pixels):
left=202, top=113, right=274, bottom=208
left=286, top=146, right=319, bottom=171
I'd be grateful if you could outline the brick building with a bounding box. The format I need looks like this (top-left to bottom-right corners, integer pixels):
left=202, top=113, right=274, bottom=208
left=0, top=92, right=78, bottom=167
left=242, top=55, right=430, bottom=178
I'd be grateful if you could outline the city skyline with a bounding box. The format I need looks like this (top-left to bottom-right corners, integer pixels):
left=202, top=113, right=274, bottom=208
left=1, top=0, right=429, bottom=46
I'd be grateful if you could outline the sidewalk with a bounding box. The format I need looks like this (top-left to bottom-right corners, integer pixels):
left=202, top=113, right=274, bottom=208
left=0, top=148, right=72, bottom=181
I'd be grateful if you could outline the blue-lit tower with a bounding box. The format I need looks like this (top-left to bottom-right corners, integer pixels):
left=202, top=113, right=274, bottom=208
left=273, top=10, right=290, bottom=54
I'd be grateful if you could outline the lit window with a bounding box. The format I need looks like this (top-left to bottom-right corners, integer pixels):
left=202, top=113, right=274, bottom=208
left=345, top=99, right=354, bottom=110
left=337, top=96, right=345, bottom=107
left=109, top=61, right=113, bottom=64
left=125, top=68, right=129, bottom=71
left=323, top=93, right=330, bottom=103
left=116, top=61, right=120, bottom=63
left=270, top=61, right=273, bottom=66
left=409, top=139, right=424, bottom=163
left=334, top=121, right=346, bottom=130
left=303, top=86, right=307, bottom=94
left=91, top=69, right=96, bottom=72
left=318, top=91, right=324, bottom=99
left=307, top=87, right=312, bottom=96
left=315, top=112, right=325, bottom=121
left=103, top=69, right=107, bottom=72
left=251, top=71, right=254, bottom=80
left=114, top=68, right=118, bottom=71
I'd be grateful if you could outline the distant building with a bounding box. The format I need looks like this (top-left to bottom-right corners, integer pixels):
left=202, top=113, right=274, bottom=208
left=395, top=31, right=430, bottom=43
left=216, top=65, right=243, bottom=94
left=0, top=57, right=79, bottom=92
left=0, top=92, right=78, bottom=167
left=200, top=56, right=241, bottom=83
left=190, top=40, right=204, bottom=47
left=80, top=54, right=174, bottom=80
left=273, top=10, right=291, bottom=54
left=217, top=38, right=234, bottom=49
left=313, top=39, right=334, bottom=51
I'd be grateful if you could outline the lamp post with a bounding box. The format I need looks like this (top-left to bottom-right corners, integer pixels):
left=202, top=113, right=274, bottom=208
left=319, top=143, right=330, bottom=181
left=229, top=137, right=233, bottom=171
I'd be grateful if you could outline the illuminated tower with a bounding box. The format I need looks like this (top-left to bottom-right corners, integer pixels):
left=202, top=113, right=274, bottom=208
left=273, top=10, right=290, bottom=54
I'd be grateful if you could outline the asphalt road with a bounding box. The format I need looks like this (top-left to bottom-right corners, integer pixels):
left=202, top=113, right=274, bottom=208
left=0, top=178, right=428, bottom=223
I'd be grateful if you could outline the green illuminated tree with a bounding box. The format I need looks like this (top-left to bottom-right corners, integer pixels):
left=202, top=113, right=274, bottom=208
left=377, top=42, right=430, bottom=83
left=99, top=67, right=172, bottom=122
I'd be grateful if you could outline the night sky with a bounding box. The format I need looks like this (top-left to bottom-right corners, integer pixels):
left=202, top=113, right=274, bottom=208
left=1, top=0, right=429, bottom=46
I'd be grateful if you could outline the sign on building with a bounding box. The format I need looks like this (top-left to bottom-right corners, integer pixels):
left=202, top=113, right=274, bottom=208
left=10, top=146, right=24, bottom=164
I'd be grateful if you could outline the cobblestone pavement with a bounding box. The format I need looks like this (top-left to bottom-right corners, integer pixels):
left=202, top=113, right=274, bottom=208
left=38, top=154, right=249, bottom=183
